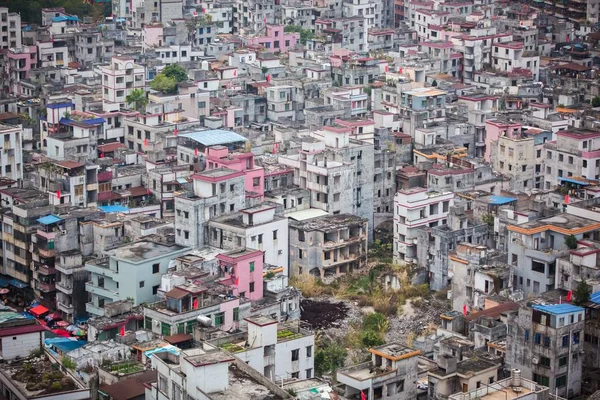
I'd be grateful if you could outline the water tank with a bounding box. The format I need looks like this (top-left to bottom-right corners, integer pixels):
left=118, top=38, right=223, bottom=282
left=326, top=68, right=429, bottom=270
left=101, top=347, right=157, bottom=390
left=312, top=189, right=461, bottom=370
left=197, top=315, right=212, bottom=327
left=511, top=369, right=521, bottom=387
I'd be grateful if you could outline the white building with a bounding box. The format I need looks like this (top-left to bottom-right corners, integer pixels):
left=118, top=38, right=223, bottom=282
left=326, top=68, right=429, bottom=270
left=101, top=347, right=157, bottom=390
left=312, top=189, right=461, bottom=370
left=0, top=322, right=45, bottom=360
left=99, top=56, right=146, bottom=107
left=0, top=8, right=22, bottom=49
left=393, top=188, right=454, bottom=264
left=221, top=316, right=315, bottom=381
left=0, top=124, right=24, bottom=184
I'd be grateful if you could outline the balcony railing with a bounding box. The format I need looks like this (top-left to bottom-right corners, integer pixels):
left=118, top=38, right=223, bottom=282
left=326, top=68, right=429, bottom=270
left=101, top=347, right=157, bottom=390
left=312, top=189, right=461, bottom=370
left=37, top=282, right=56, bottom=293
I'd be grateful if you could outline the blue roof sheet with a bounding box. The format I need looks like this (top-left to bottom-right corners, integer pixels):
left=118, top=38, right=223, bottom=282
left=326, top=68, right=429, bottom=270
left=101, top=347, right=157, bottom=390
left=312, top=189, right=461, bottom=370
left=81, top=117, right=106, bottom=125
left=590, top=291, right=600, bottom=304
left=179, top=129, right=248, bottom=147
left=45, top=338, right=87, bottom=353
left=47, top=102, right=73, bottom=109
left=531, top=304, right=584, bottom=315
left=9, top=278, right=28, bottom=289
left=99, top=205, right=129, bottom=213
left=37, top=215, right=63, bottom=225
left=488, top=195, right=517, bottom=205
left=51, top=16, right=79, bottom=22
left=559, top=177, right=590, bottom=186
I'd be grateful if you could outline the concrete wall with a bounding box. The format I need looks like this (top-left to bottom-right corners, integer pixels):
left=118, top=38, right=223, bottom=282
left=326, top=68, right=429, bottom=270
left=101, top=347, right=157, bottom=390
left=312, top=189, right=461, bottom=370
left=0, top=331, right=43, bottom=360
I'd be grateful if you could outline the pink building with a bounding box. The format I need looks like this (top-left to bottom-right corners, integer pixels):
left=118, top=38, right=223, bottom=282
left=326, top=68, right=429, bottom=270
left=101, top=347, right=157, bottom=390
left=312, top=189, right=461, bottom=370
left=242, top=25, right=299, bottom=53
left=217, top=248, right=264, bottom=301
left=484, top=119, right=522, bottom=162
left=6, top=46, right=37, bottom=96
left=206, top=146, right=265, bottom=201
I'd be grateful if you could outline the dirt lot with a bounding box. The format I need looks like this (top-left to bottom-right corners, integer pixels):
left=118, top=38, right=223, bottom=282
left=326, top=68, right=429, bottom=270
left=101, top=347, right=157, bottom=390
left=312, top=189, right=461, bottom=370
left=300, top=299, right=349, bottom=330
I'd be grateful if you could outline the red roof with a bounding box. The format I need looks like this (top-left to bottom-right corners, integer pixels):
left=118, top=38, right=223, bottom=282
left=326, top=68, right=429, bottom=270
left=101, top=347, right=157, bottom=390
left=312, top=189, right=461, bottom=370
left=98, top=142, right=126, bottom=153
left=0, top=323, right=46, bottom=337
left=56, top=160, right=84, bottom=169
left=30, top=304, right=49, bottom=317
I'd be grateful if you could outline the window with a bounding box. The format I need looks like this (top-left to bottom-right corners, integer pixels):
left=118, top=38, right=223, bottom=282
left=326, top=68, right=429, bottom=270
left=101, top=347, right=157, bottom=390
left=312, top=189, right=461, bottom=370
left=306, top=369, right=312, bottom=378
left=233, top=307, right=239, bottom=321
left=534, top=333, right=541, bottom=344
left=559, top=356, right=567, bottom=367
left=556, top=375, right=567, bottom=388
left=574, top=331, right=580, bottom=344
left=442, top=201, right=449, bottom=212
left=250, top=262, right=255, bottom=272
left=184, top=230, right=189, bottom=239
left=153, top=285, right=159, bottom=295
left=253, top=177, right=260, bottom=187
left=250, top=282, right=255, bottom=293
left=258, top=234, right=263, bottom=244
left=139, top=281, right=145, bottom=288
left=543, top=336, right=551, bottom=347
left=298, top=249, right=303, bottom=259
left=273, top=230, right=278, bottom=240
left=291, top=349, right=300, bottom=361
left=214, top=312, right=224, bottom=327
left=533, top=373, right=550, bottom=387
left=562, top=335, right=569, bottom=347
left=306, top=346, right=313, bottom=357
left=524, top=330, right=530, bottom=341
left=152, top=263, right=160, bottom=274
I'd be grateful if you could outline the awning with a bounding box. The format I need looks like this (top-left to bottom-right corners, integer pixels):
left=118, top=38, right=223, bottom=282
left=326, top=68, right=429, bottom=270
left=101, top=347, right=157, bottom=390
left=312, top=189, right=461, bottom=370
left=559, top=177, right=590, bottom=186
left=164, top=333, right=192, bottom=344
left=30, top=305, right=49, bottom=317
left=99, top=205, right=129, bottom=213
left=0, top=277, right=9, bottom=288
left=487, top=195, right=517, bottom=206
left=9, top=278, right=28, bottom=289
left=177, top=177, right=188, bottom=184
left=37, top=215, right=62, bottom=225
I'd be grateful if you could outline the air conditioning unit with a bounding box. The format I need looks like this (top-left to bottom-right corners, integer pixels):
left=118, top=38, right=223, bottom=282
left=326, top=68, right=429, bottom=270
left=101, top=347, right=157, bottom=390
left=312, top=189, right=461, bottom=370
left=61, top=230, right=67, bottom=235
left=531, top=356, right=539, bottom=365
left=154, top=320, right=160, bottom=327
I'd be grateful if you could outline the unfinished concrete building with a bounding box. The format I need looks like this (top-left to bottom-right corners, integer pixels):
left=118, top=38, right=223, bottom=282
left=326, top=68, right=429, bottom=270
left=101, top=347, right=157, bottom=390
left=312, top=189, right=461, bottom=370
left=289, top=214, right=368, bottom=278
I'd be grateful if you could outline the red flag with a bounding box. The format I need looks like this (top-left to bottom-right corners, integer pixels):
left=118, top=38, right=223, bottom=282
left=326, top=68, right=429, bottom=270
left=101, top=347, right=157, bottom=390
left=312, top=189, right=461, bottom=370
left=398, top=67, right=403, bottom=74
left=384, top=65, right=389, bottom=72
left=233, top=69, right=237, bottom=77
left=193, top=10, right=197, bottom=16
left=235, top=277, right=240, bottom=286
left=147, top=188, right=151, bottom=196
left=100, top=152, right=104, bottom=158
left=361, top=391, right=366, bottom=400
left=567, top=290, right=573, bottom=302
left=193, top=298, right=199, bottom=309
left=565, top=194, right=570, bottom=204
left=174, top=128, right=178, bottom=136
left=463, top=305, right=467, bottom=316
left=194, top=148, right=199, bottom=156
left=517, top=101, right=521, bottom=109
left=566, top=35, right=569, bottom=43
left=263, top=17, right=267, bottom=23
left=266, top=74, right=271, bottom=83
left=202, top=8, right=206, bottom=14
left=120, top=326, right=125, bottom=336
left=56, top=190, right=61, bottom=199
left=144, top=138, right=148, bottom=146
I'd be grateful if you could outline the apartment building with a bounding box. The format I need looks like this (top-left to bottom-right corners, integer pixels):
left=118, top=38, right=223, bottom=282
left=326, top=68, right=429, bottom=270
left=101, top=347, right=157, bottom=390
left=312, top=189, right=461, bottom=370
left=0, top=8, right=22, bottom=50
left=289, top=213, right=368, bottom=278
left=508, top=213, right=600, bottom=296
left=212, top=316, right=315, bottom=381
left=233, top=0, right=275, bottom=33
left=491, top=41, right=540, bottom=81
left=75, top=29, right=115, bottom=68
left=506, top=301, right=585, bottom=398
left=393, top=187, right=454, bottom=266
left=99, top=56, right=146, bottom=107
left=544, top=130, right=600, bottom=189
left=216, top=248, right=264, bottom=301
left=278, top=126, right=375, bottom=239
left=337, top=343, right=420, bottom=400
left=266, top=85, right=297, bottom=122
left=0, top=124, right=23, bottom=184
left=241, top=25, right=299, bottom=53
left=5, top=47, right=37, bottom=97
left=208, top=203, right=289, bottom=276
left=85, top=240, right=189, bottom=317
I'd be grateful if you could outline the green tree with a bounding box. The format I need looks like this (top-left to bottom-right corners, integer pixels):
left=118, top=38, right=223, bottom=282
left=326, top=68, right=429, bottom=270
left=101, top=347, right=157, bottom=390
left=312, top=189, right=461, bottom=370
left=592, top=96, right=600, bottom=107
left=314, top=344, right=347, bottom=376
left=361, top=330, right=385, bottom=347
left=150, top=74, right=177, bottom=94
left=573, top=279, right=592, bottom=306
left=284, top=25, right=315, bottom=45
left=161, top=64, right=189, bottom=83
left=125, top=89, right=148, bottom=112
left=564, top=234, right=578, bottom=250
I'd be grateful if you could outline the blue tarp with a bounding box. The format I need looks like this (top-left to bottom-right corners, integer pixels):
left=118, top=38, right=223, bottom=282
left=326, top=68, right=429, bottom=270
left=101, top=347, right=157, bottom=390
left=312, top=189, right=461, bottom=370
left=488, top=195, right=517, bottom=205
left=51, top=16, right=79, bottom=22
left=0, top=277, right=8, bottom=288
left=81, top=118, right=106, bottom=125
left=44, top=337, right=86, bottom=354
left=559, top=177, right=590, bottom=186
left=37, top=215, right=62, bottom=225
left=9, top=278, right=28, bottom=289
left=590, top=291, right=600, bottom=304
left=179, top=129, right=248, bottom=147
left=144, top=344, right=180, bottom=359
left=99, top=205, right=129, bottom=213
left=532, top=304, right=584, bottom=315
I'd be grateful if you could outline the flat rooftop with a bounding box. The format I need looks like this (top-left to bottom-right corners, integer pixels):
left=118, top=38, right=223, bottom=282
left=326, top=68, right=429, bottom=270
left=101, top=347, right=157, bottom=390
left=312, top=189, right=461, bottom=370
left=510, top=213, right=597, bottom=232
left=106, top=240, right=186, bottom=262
left=289, top=213, right=367, bottom=232
left=210, top=364, right=282, bottom=400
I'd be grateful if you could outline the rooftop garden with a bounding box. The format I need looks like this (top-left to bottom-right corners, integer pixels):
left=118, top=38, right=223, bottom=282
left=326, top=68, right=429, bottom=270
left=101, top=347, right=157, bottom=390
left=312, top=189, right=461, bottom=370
left=12, top=359, right=77, bottom=395
left=108, top=361, right=145, bottom=375
left=277, top=329, right=303, bottom=341
left=220, top=342, right=246, bottom=353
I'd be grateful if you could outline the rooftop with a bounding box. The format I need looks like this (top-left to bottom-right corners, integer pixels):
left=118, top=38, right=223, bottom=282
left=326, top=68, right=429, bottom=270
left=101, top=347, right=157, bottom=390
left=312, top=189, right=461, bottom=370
left=106, top=241, right=187, bottom=263
left=179, top=129, right=248, bottom=146
left=531, top=303, right=584, bottom=315
left=290, top=213, right=367, bottom=232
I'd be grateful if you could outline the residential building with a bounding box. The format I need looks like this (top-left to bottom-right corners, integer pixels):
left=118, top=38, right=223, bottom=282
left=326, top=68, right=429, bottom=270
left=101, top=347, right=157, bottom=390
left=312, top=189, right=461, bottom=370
left=86, top=239, right=189, bottom=317
left=506, top=300, right=585, bottom=398
left=0, top=8, right=21, bottom=50
left=216, top=248, right=264, bottom=301
left=289, top=213, right=368, bottom=278
left=544, top=130, right=600, bottom=189
left=241, top=25, right=300, bottom=53
left=99, top=56, right=146, bottom=107
left=0, top=123, right=24, bottom=184
left=337, top=343, right=420, bottom=400
left=447, top=373, right=563, bottom=400
left=0, top=319, right=45, bottom=360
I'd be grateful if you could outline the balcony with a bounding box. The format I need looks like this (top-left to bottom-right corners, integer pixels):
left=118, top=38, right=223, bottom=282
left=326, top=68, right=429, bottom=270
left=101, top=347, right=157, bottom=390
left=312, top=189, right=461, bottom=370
left=38, top=247, right=56, bottom=258
left=37, top=264, right=56, bottom=275
left=57, top=301, right=74, bottom=314
left=37, top=282, right=56, bottom=293
left=85, top=281, right=119, bottom=300
left=86, top=302, right=105, bottom=317
left=56, top=281, right=73, bottom=294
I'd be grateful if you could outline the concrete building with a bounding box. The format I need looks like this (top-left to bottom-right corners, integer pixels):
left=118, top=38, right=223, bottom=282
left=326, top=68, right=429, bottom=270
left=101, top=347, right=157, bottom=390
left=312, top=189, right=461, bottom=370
left=447, top=373, right=562, bottom=400
left=506, top=301, right=585, bottom=398
left=544, top=130, right=600, bottom=189
left=212, top=316, right=315, bottom=381
left=99, top=56, right=146, bottom=108
left=0, top=8, right=22, bottom=50
left=85, top=240, right=189, bottom=317
left=208, top=203, right=289, bottom=276
left=337, top=343, right=420, bottom=400
left=289, top=213, right=368, bottom=278
left=393, top=188, right=454, bottom=265
left=0, top=320, right=45, bottom=361
left=0, top=124, right=24, bottom=184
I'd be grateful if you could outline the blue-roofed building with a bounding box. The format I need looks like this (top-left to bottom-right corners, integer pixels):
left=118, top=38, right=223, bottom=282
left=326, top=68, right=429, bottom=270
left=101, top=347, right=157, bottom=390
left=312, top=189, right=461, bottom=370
left=506, top=296, right=585, bottom=397
left=178, top=129, right=248, bottom=158
left=581, top=290, right=600, bottom=390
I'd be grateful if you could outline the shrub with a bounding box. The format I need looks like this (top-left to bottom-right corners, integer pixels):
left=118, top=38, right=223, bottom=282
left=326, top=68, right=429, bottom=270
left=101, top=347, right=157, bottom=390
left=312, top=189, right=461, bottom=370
left=314, top=344, right=347, bottom=376
left=363, top=313, right=387, bottom=332
left=565, top=235, right=578, bottom=250
left=361, top=330, right=385, bottom=347
left=62, top=356, right=77, bottom=370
